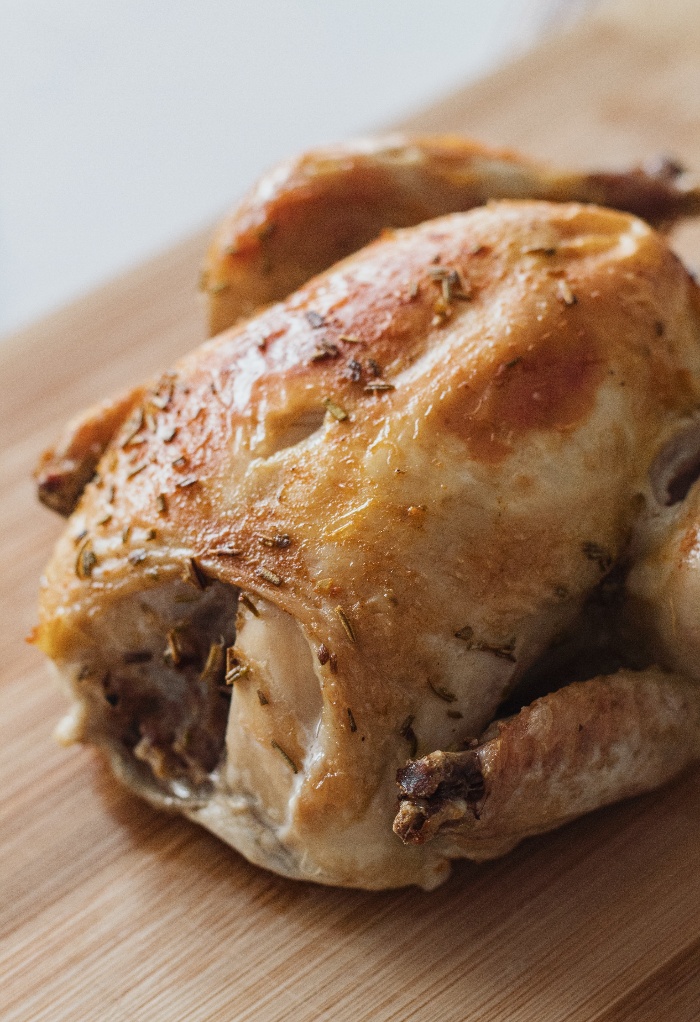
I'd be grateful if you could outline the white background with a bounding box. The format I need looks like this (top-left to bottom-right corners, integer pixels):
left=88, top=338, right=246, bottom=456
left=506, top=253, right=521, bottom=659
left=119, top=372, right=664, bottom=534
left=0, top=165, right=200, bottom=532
left=0, top=0, right=595, bottom=338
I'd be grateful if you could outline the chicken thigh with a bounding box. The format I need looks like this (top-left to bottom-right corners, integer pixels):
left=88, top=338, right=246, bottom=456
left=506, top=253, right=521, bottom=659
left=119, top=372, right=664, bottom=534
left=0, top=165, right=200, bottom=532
left=35, top=192, right=700, bottom=889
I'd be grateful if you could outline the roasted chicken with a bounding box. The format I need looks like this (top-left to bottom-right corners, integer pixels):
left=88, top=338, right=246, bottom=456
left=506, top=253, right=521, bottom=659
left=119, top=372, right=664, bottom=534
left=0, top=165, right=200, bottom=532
left=34, top=138, right=700, bottom=889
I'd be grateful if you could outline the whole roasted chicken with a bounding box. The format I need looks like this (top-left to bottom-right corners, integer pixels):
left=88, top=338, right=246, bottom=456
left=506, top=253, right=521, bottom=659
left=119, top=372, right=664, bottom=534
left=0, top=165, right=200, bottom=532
left=34, top=137, right=700, bottom=889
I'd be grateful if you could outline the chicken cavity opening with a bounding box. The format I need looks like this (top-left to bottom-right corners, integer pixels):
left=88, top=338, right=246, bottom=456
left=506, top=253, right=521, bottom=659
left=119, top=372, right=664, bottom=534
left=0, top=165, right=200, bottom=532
left=64, top=578, right=239, bottom=804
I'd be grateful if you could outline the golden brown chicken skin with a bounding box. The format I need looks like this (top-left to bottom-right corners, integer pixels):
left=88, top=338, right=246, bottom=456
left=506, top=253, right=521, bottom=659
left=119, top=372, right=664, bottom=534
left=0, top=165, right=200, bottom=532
left=203, top=135, right=700, bottom=335
left=37, top=136, right=700, bottom=519
left=36, top=200, right=700, bottom=889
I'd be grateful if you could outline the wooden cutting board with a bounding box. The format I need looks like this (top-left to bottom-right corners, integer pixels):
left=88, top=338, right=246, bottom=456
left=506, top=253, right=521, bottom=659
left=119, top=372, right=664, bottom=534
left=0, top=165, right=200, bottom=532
left=4, top=1, right=700, bottom=1018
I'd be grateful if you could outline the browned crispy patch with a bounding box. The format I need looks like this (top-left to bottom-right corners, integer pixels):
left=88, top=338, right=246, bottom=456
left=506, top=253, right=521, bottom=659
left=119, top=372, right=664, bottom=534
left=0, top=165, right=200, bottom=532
left=438, top=328, right=605, bottom=462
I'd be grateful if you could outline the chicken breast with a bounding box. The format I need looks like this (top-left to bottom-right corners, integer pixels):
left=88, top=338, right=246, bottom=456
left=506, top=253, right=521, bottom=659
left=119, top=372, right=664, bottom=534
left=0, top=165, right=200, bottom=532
left=35, top=198, right=700, bottom=889
left=37, top=136, right=700, bottom=519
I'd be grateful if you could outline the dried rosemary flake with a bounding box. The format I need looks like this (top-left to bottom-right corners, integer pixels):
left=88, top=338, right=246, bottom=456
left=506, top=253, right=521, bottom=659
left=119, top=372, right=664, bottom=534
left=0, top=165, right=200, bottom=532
left=145, top=528, right=157, bottom=541
left=171, top=456, right=187, bottom=468
left=428, top=266, right=455, bottom=281
left=317, top=643, right=330, bottom=665
left=257, top=689, right=269, bottom=706
left=335, top=605, right=356, bottom=642
left=122, top=525, right=132, bottom=544
left=107, top=485, right=115, bottom=504
left=73, top=528, right=88, bottom=545
left=457, top=627, right=517, bottom=661
left=96, top=513, right=112, bottom=526
left=76, top=540, right=97, bottom=579
left=557, top=278, right=577, bottom=306
left=210, top=281, right=230, bottom=294
left=428, top=679, right=457, bottom=703
left=305, top=310, right=326, bottom=329
left=475, top=639, right=517, bottom=661
left=184, top=556, right=209, bottom=589
left=225, top=663, right=249, bottom=685
left=347, top=708, right=358, bottom=733
left=310, top=340, right=340, bottom=361
left=322, top=397, right=348, bottom=421
left=522, top=245, right=557, bottom=256
left=211, top=545, right=242, bottom=557
left=257, top=565, right=283, bottom=586
left=201, top=641, right=225, bottom=684
left=366, top=358, right=382, bottom=378
left=225, top=647, right=249, bottom=686
left=121, top=408, right=144, bottom=447
left=400, top=715, right=418, bottom=758
left=156, top=493, right=168, bottom=514
left=408, top=281, right=419, bottom=300
left=259, top=532, right=291, bottom=549
left=176, top=476, right=199, bottom=489
left=339, top=334, right=362, bottom=344
left=165, top=629, right=184, bottom=667
left=128, top=549, right=147, bottom=565
left=428, top=265, right=471, bottom=303
left=364, top=381, right=395, bottom=393
left=239, top=593, right=260, bottom=617
left=270, top=740, right=298, bottom=773
left=345, top=358, right=363, bottom=383
left=127, top=463, right=148, bottom=480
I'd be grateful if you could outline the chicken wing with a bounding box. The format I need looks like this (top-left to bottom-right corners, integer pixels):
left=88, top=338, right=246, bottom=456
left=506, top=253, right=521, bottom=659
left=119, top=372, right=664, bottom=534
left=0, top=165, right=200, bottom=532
left=203, top=135, right=700, bottom=334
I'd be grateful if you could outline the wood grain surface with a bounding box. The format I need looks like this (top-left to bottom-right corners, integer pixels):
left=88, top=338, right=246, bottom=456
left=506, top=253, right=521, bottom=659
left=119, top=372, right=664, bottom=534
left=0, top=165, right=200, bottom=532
left=3, top=1, right=700, bottom=1018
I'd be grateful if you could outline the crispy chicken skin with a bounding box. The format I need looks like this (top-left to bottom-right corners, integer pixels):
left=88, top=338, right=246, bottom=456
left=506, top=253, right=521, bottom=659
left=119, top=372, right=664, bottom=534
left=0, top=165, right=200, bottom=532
left=203, top=135, right=700, bottom=335
left=38, top=136, right=700, bottom=520
left=36, top=195, right=700, bottom=889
